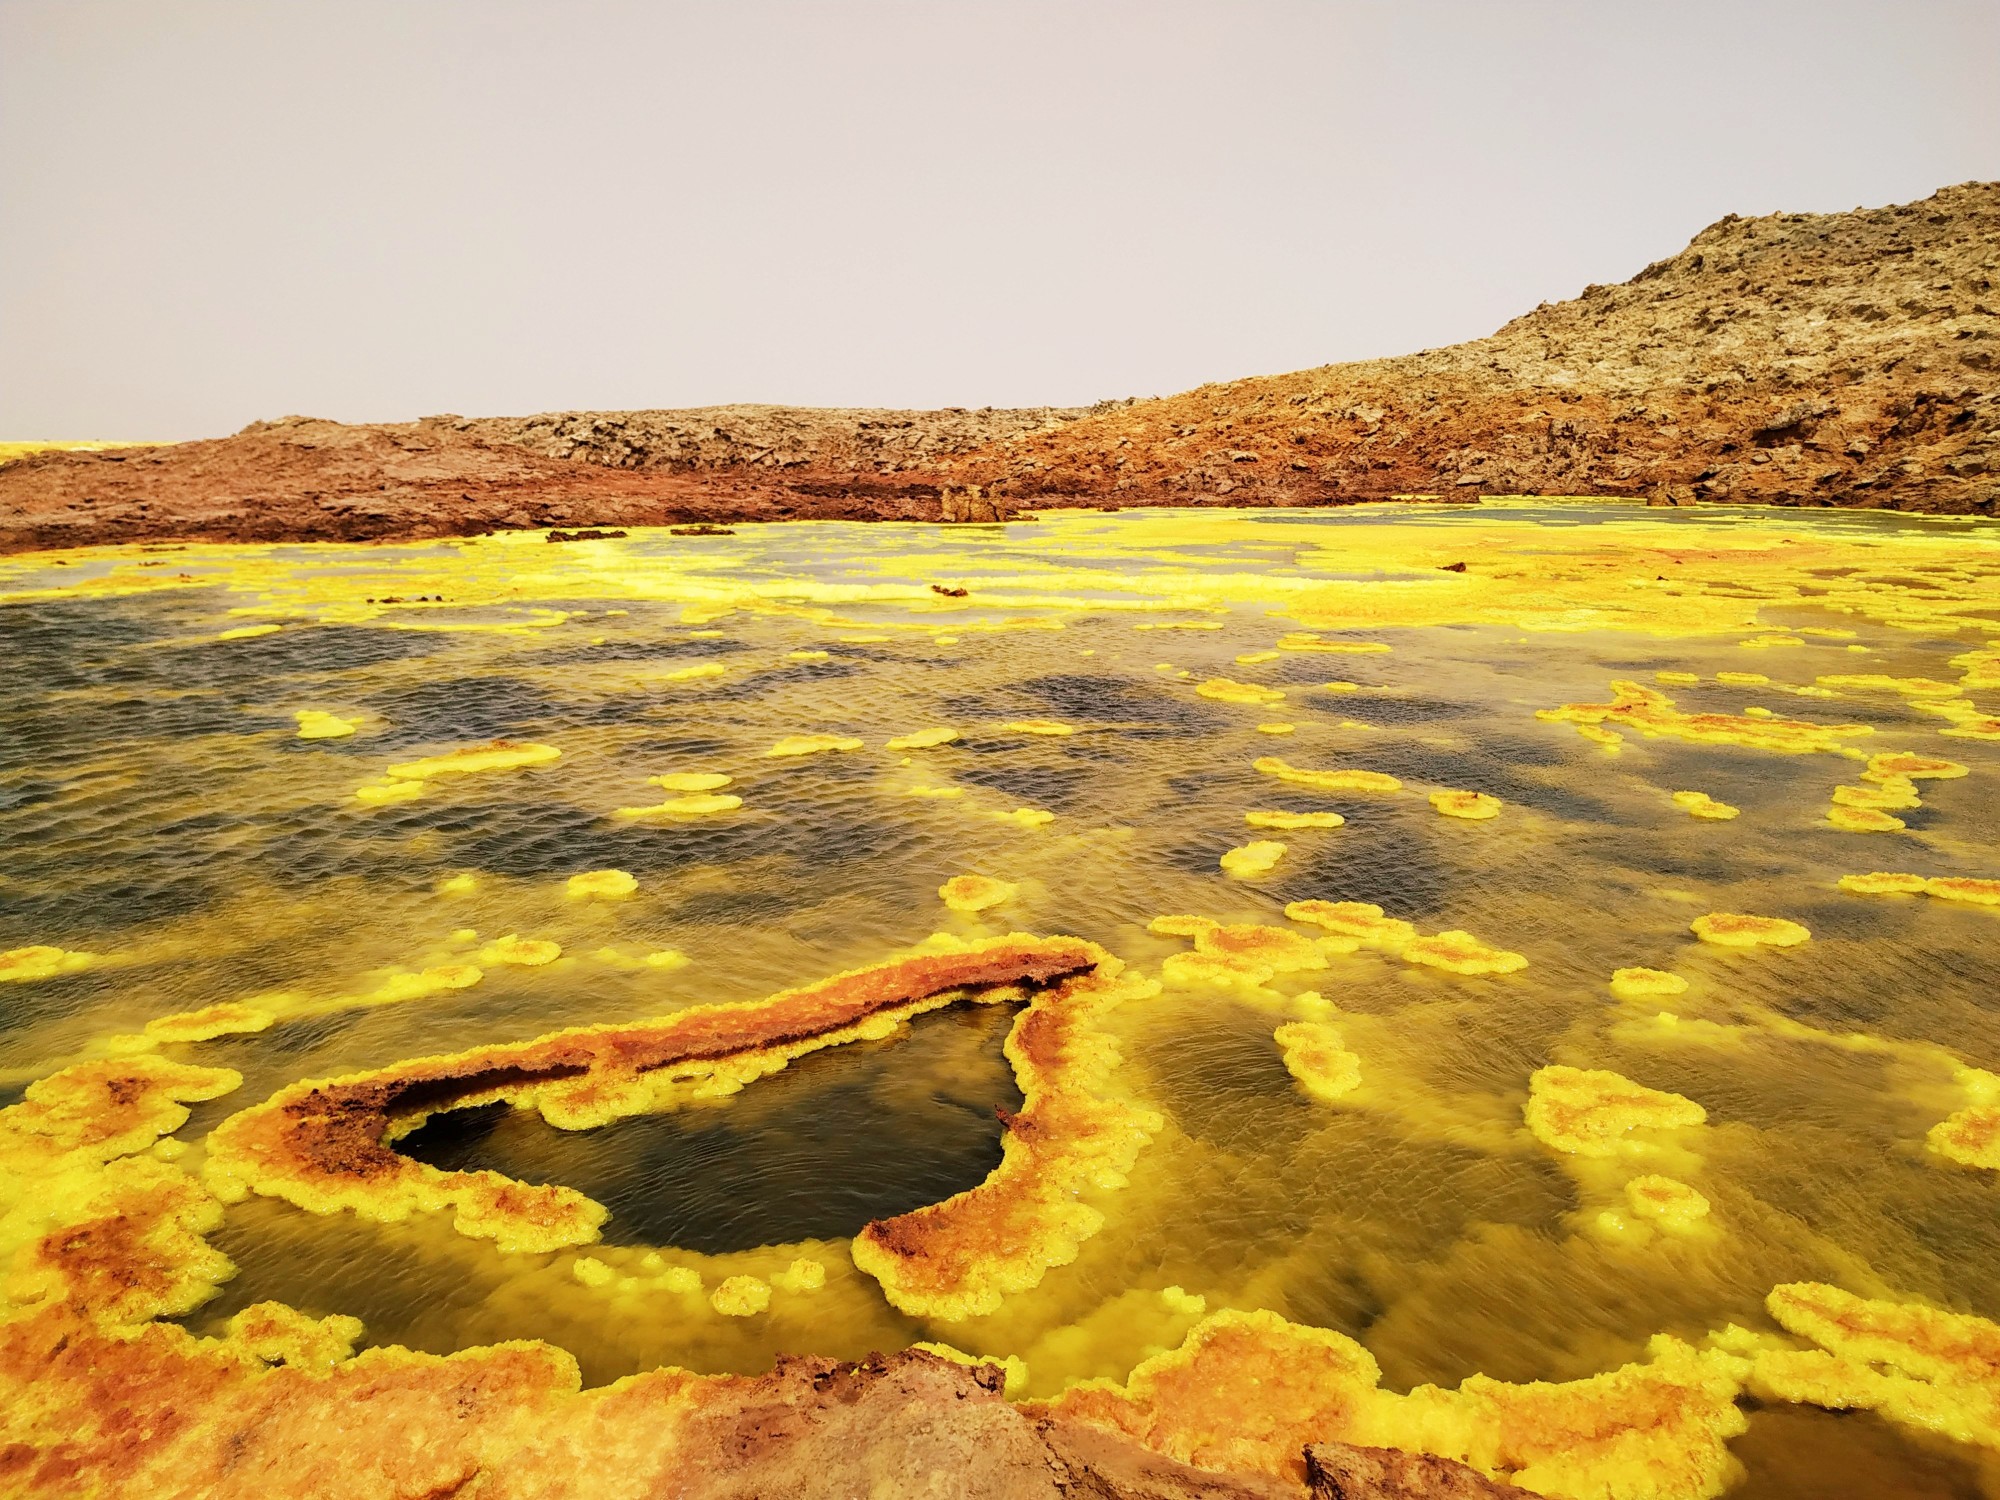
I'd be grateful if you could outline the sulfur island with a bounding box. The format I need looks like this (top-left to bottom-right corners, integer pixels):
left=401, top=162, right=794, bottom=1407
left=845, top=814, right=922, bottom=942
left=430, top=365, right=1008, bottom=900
left=3, top=189, right=2000, bottom=1500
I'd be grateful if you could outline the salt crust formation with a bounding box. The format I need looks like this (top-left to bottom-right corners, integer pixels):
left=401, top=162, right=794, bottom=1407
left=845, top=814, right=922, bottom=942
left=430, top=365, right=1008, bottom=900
left=3, top=183, right=1994, bottom=550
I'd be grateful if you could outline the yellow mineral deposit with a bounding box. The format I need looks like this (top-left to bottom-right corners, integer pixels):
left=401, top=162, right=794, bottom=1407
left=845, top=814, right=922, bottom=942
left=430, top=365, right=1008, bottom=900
left=8, top=507, right=2000, bottom=1496
left=1253, top=757, right=1402, bottom=793
left=566, top=869, right=638, bottom=899
left=1219, top=840, right=1286, bottom=878
left=1525, top=1066, right=1707, bottom=1158
left=1194, top=677, right=1286, bottom=705
left=0, top=944, right=94, bottom=982
left=938, top=874, right=1018, bottom=913
left=1273, top=1020, right=1362, bottom=1103
left=1690, top=913, right=1811, bottom=948
left=1253, top=722, right=1295, bottom=734
left=1429, top=789, right=1502, bottom=821
left=385, top=741, right=562, bottom=781
left=1610, top=968, right=1689, bottom=1001
left=294, top=709, right=357, bottom=739
left=886, top=727, right=960, bottom=749
left=1827, top=804, right=1906, bottom=832
left=478, top=935, right=562, bottom=967
left=1243, top=809, right=1345, bottom=830
left=764, top=733, right=863, bottom=756
left=1670, top=791, right=1739, bottom=820
left=1401, top=929, right=1528, bottom=976
left=710, top=1275, right=772, bottom=1317
left=216, top=623, right=282, bottom=640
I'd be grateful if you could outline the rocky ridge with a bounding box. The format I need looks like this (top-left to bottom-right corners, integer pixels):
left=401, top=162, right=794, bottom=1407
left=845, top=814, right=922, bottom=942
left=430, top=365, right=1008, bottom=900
left=0, top=182, right=1993, bottom=552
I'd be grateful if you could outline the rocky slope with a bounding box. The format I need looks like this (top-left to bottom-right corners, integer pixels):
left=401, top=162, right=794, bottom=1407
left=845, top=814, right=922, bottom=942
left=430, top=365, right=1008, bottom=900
left=1, top=182, right=1993, bottom=551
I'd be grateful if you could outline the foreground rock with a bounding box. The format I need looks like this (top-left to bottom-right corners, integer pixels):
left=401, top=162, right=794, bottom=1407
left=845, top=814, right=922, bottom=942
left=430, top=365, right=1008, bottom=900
left=1, top=183, right=1992, bottom=552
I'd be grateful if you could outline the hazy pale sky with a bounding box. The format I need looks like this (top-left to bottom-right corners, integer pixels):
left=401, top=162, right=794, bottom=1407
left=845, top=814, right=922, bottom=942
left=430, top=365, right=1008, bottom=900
left=3, top=1, right=1995, bottom=440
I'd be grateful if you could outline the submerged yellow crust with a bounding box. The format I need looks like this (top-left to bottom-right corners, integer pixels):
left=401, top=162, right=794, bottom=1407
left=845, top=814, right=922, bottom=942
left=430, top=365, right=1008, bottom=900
left=1690, top=913, right=1810, bottom=948
left=1526, top=1066, right=1707, bottom=1158
left=1219, top=840, right=1286, bottom=878
left=1253, top=757, right=1402, bottom=793
left=1429, top=789, right=1503, bottom=820
left=1273, top=1020, right=1361, bottom=1103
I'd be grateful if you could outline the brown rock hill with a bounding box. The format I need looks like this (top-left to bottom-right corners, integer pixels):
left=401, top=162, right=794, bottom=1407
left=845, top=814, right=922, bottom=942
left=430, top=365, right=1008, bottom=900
left=2, top=182, right=1992, bottom=552
left=934, top=181, right=1997, bottom=514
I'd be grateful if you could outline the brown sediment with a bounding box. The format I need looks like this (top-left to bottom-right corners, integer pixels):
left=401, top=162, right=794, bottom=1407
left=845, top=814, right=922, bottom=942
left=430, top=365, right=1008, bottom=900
left=4, top=184, right=1995, bottom=553
left=204, top=936, right=1103, bottom=1259
left=1304, top=1443, right=1520, bottom=1499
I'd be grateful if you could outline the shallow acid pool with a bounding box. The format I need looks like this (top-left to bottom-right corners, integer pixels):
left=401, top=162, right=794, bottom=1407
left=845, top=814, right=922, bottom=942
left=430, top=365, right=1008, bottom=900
left=3, top=503, right=1998, bottom=1497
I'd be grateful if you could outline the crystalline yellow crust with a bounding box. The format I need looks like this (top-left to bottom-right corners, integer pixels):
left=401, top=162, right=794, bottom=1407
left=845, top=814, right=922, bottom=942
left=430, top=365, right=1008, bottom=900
left=887, top=727, right=960, bottom=749
left=1833, top=779, right=1920, bottom=810
left=1927, top=877, right=2000, bottom=906
left=1828, top=805, right=1905, bottom=833
left=939, top=874, right=1018, bottom=912
left=226, top=1301, right=367, bottom=1372
left=1274, top=1021, right=1361, bottom=1103
left=1402, top=930, right=1527, bottom=976
left=1623, top=1175, right=1711, bottom=1231
left=649, top=772, right=733, bottom=792
left=1610, top=968, right=1688, bottom=1001
left=385, top=740, right=562, bottom=781
left=0, top=945, right=94, bottom=982
left=1195, top=677, right=1287, bottom=705
left=1538, top=680, right=1868, bottom=755
left=1837, top=871, right=1928, bottom=895
left=1219, top=840, right=1286, bottom=878
left=143, top=1002, right=277, bottom=1043
left=566, top=869, right=637, bottom=899
left=852, top=953, right=1162, bottom=1320
left=1284, top=900, right=1411, bottom=953
left=765, top=733, right=864, bottom=757
left=294, top=709, right=357, bottom=739
left=1753, top=1284, right=2000, bottom=1452
left=710, top=1275, right=771, bottom=1316
left=1245, top=809, right=1344, bottom=829
left=1928, top=1104, right=2000, bottom=1170
left=1254, top=757, right=1402, bottom=793
left=1864, top=752, right=1966, bottom=781
left=1003, top=719, right=1075, bottom=736
left=1525, top=1067, right=1706, bottom=1158
left=1670, top=791, right=1739, bottom=821
left=203, top=937, right=1133, bottom=1322
left=1194, top=924, right=1327, bottom=974
left=1037, top=1307, right=1748, bottom=1497
left=615, top=792, right=744, bottom=818
left=478, top=935, right=562, bottom=968
left=1689, top=913, right=1810, bottom=948
left=1429, top=790, right=1502, bottom=821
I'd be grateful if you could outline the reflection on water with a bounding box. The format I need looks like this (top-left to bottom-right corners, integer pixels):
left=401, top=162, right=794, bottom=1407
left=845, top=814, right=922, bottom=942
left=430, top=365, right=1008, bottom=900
left=3, top=502, right=1999, bottom=1494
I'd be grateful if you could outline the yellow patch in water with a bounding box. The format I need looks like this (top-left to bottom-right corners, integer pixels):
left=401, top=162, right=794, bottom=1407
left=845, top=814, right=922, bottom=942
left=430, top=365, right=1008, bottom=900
left=216, top=624, right=281, bottom=641
left=566, top=870, right=638, bottom=900
left=1832, top=780, right=1920, bottom=811
left=1541, top=680, right=1868, bottom=755
left=1655, top=671, right=1701, bottom=685
left=1284, top=900, right=1411, bottom=953
left=1244, top=809, right=1345, bottom=830
left=1575, top=723, right=1625, bottom=752
left=1402, top=929, right=1527, bottom=976
left=385, top=741, right=562, bottom=781
left=1254, top=722, right=1296, bottom=735
left=0, top=945, right=95, bottom=982
left=1253, top=757, right=1401, bottom=793
left=1234, top=651, right=1280, bottom=665
left=1429, top=789, right=1502, bottom=821
left=710, top=1275, right=771, bottom=1317
left=1318, top=680, right=1361, bottom=693
left=1610, top=968, right=1688, bottom=1001
left=1195, top=677, right=1286, bottom=705
left=1148, top=914, right=1220, bottom=939
left=1195, top=924, right=1327, bottom=974
left=1755, top=1284, right=2000, bottom=1450
left=354, top=778, right=425, bottom=806
left=1219, top=840, right=1286, bottom=878
left=1815, top=673, right=1961, bottom=697
left=294, top=709, right=357, bottom=739
left=765, top=733, right=863, bottom=757
left=886, top=727, right=960, bottom=750
left=773, top=1258, right=826, bottom=1293
left=939, top=875, right=1018, bottom=913
left=1002, top=719, right=1076, bottom=736
left=1277, top=634, right=1390, bottom=654
left=144, top=1003, right=276, bottom=1043
left=1864, top=752, right=1967, bottom=781
left=1827, top=805, right=1906, bottom=833
left=1926, top=876, right=2000, bottom=906
left=1526, top=1066, right=1707, bottom=1157
left=1690, top=913, right=1810, bottom=948
left=478, top=935, right=562, bottom=967
left=1623, top=1175, right=1712, bottom=1231
left=615, top=793, right=744, bottom=818
left=1274, top=1020, right=1361, bottom=1103
left=436, top=872, right=478, bottom=895
left=650, top=772, right=733, bottom=792
left=786, top=649, right=831, bottom=661
left=1837, top=871, right=1929, bottom=895
left=1670, top=791, right=1739, bottom=821
left=366, top=963, right=484, bottom=1005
